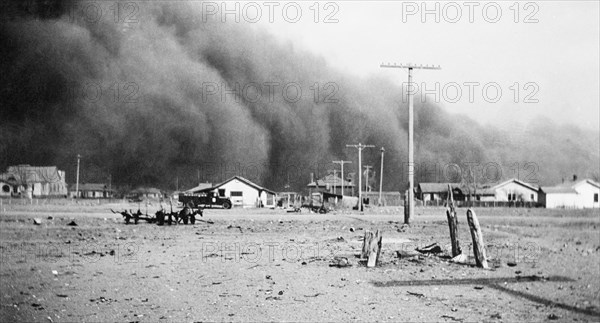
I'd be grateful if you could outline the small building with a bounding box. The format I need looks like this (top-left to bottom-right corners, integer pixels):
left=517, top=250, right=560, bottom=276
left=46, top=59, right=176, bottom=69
left=277, top=192, right=301, bottom=208
left=128, top=187, right=163, bottom=201
left=417, top=183, right=464, bottom=202
left=71, top=183, right=115, bottom=199
left=0, top=165, right=68, bottom=198
left=491, top=178, right=539, bottom=202
left=540, top=179, right=600, bottom=209
left=307, top=174, right=355, bottom=196
left=196, top=176, right=276, bottom=208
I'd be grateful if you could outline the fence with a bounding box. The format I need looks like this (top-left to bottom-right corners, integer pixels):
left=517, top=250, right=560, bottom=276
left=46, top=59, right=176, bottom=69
left=422, top=200, right=540, bottom=208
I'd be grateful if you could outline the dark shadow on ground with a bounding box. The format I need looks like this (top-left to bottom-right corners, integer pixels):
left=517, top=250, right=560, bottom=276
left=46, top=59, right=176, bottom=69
left=372, top=275, right=600, bottom=317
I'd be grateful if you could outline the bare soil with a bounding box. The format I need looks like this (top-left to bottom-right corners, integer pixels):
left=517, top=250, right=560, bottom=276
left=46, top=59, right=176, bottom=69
left=1, top=202, right=599, bottom=322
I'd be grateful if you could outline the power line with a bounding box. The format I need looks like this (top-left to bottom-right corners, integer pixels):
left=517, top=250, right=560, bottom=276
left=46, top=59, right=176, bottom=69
left=346, top=143, right=375, bottom=212
left=381, top=62, right=441, bottom=224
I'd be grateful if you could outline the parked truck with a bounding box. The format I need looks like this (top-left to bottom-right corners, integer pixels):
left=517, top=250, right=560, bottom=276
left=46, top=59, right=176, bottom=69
left=179, top=191, right=232, bottom=209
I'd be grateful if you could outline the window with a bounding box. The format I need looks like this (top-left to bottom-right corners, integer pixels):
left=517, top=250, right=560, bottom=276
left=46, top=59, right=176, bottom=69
left=2, top=185, right=10, bottom=193
left=231, top=191, right=243, bottom=197
left=530, top=194, right=534, bottom=201
left=595, top=193, right=598, bottom=203
left=218, top=189, right=225, bottom=197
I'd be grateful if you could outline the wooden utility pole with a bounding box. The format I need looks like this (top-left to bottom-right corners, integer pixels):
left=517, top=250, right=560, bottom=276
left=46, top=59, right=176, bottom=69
left=380, top=63, right=441, bottom=224
left=379, top=147, right=385, bottom=206
left=364, top=165, right=373, bottom=193
left=333, top=160, right=352, bottom=196
left=75, top=154, right=81, bottom=199
left=346, top=143, right=375, bottom=211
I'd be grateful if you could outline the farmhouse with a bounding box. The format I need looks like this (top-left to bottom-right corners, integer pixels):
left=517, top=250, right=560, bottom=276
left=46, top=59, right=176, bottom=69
left=307, top=174, right=355, bottom=196
left=196, top=176, right=276, bottom=208
left=71, top=183, right=115, bottom=199
left=0, top=165, right=68, bottom=198
left=488, top=178, right=539, bottom=202
left=539, top=178, right=600, bottom=209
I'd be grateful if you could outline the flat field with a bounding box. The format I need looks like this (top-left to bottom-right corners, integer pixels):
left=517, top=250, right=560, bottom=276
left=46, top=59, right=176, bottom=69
left=1, top=200, right=599, bottom=322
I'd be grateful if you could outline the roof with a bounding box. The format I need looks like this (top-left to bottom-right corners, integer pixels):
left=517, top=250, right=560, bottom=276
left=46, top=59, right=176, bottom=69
left=571, top=179, right=600, bottom=189
left=307, top=174, right=355, bottom=188
left=184, top=183, right=213, bottom=193
left=492, top=178, right=539, bottom=191
left=474, top=188, right=496, bottom=196
left=198, top=176, right=276, bottom=195
left=1, top=165, right=65, bottom=184
left=418, top=183, right=461, bottom=193
left=76, top=183, right=114, bottom=191
left=540, top=186, right=578, bottom=194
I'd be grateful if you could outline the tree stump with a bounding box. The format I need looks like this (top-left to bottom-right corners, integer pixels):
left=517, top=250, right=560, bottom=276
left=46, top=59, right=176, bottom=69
left=361, top=230, right=383, bottom=267
left=446, top=184, right=461, bottom=257
left=466, top=208, right=488, bottom=269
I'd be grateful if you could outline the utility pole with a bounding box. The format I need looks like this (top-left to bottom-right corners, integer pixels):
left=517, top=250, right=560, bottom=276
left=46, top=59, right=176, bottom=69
left=332, top=168, right=337, bottom=194
left=346, top=143, right=374, bottom=212
left=108, top=174, right=112, bottom=201
left=379, top=147, right=385, bottom=206
left=333, top=160, right=352, bottom=196
left=75, top=154, right=81, bottom=199
left=364, top=165, right=373, bottom=193
left=380, top=63, right=441, bottom=224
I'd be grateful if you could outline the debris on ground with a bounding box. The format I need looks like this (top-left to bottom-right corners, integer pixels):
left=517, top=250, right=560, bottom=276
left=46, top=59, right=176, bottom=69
left=329, top=257, right=351, bottom=268
left=407, top=291, right=425, bottom=298
left=67, top=221, right=77, bottom=226
left=450, top=254, right=468, bottom=264
left=33, top=218, right=42, bottom=225
left=416, top=243, right=443, bottom=254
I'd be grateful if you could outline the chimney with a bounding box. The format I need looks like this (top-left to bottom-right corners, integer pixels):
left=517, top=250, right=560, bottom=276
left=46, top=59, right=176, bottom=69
left=573, top=174, right=578, bottom=182
left=310, top=173, right=314, bottom=183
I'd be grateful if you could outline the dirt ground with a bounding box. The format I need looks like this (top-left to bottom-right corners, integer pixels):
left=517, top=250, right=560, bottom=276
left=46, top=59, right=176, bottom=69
left=0, top=201, right=599, bottom=322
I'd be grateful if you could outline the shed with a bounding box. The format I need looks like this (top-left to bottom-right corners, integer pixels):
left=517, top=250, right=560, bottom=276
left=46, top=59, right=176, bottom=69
left=198, top=176, right=276, bottom=208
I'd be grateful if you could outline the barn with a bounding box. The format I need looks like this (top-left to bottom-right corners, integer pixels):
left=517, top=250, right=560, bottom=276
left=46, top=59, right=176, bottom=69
left=540, top=179, right=600, bottom=209
left=198, top=176, right=276, bottom=208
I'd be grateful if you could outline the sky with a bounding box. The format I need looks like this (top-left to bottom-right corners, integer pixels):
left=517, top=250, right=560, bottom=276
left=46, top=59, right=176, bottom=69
left=242, top=1, right=600, bottom=132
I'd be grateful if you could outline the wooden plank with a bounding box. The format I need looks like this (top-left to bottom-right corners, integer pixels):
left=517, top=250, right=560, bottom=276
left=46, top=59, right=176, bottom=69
left=446, top=184, right=461, bottom=257
left=361, top=230, right=373, bottom=259
left=466, top=208, right=488, bottom=269
left=367, top=229, right=382, bottom=268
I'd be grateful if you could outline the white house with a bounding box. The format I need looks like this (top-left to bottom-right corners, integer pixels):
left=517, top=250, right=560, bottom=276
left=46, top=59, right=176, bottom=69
left=490, top=178, right=539, bottom=202
left=201, top=176, right=276, bottom=208
left=540, top=179, right=600, bottom=209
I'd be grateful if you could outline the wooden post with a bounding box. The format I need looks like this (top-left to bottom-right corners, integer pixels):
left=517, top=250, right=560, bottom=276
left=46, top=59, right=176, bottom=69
left=446, top=185, right=461, bottom=257
left=466, top=208, right=488, bottom=269
left=361, top=230, right=383, bottom=267
left=361, top=231, right=373, bottom=259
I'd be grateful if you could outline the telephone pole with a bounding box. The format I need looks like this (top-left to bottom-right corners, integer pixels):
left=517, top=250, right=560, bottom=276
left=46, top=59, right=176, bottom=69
left=75, top=154, right=81, bottom=199
left=333, top=160, right=352, bottom=196
left=380, top=63, right=441, bottom=224
left=346, top=143, right=374, bottom=212
left=379, top=147, right=385, bottom=206
left=363, top=165, right=373, bottom=193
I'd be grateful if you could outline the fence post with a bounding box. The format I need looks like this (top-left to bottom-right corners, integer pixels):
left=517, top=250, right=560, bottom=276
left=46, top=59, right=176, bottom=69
left=467, top=208, right=488, bottom=269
